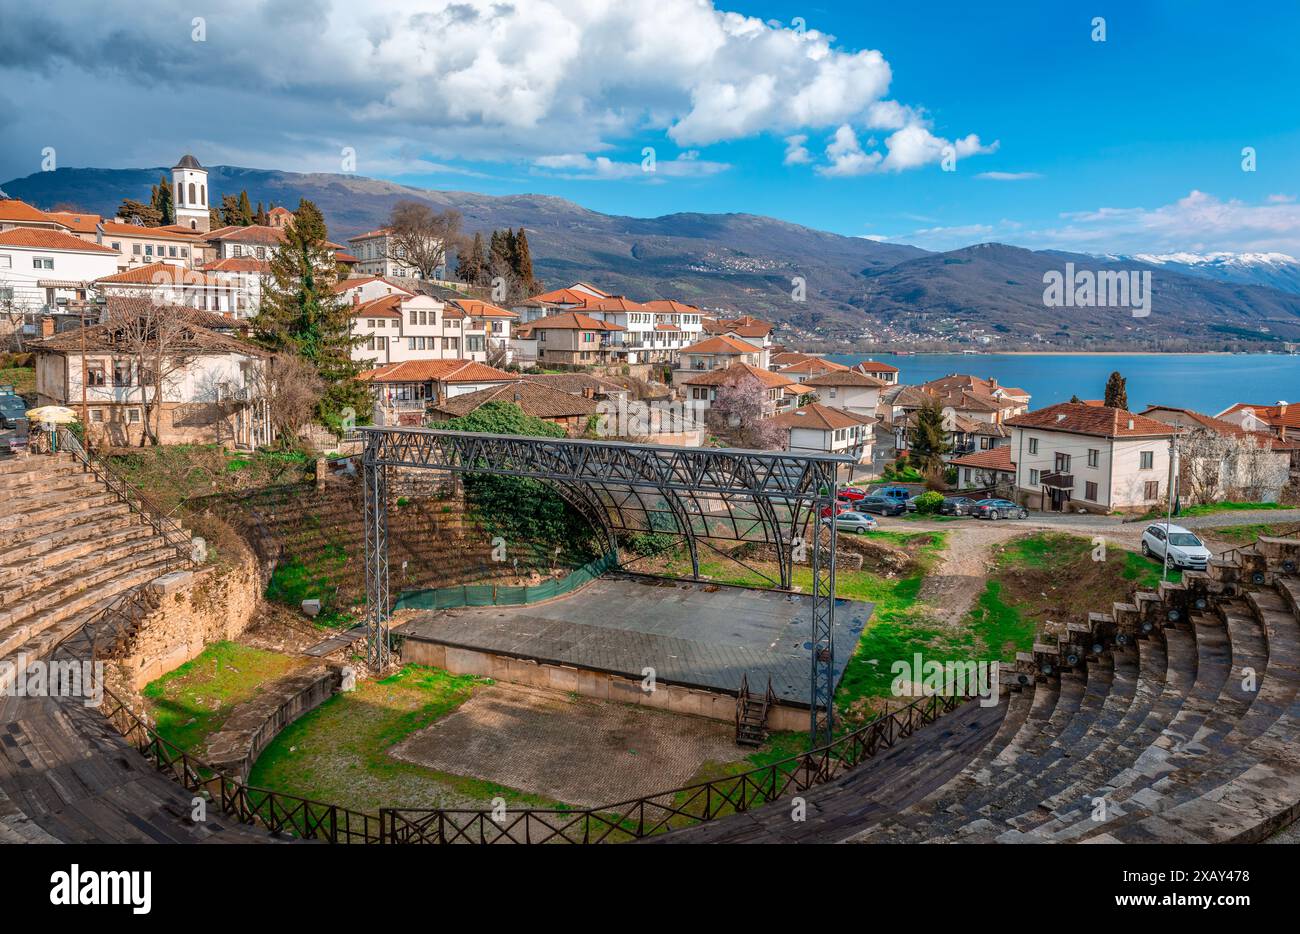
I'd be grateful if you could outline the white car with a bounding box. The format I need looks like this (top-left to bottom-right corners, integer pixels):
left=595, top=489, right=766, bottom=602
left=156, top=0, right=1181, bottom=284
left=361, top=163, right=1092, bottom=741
left=828, top=511, right=878, bottom=535
left=1141, top=523, right=1211, bottom=570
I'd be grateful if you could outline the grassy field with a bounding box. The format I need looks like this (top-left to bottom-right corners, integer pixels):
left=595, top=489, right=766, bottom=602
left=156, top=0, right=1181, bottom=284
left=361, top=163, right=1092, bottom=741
left=0, top=365, right=35, bottom=397
left=963, top=532, right=1178, bottom=663
left=1179, top=501, right=1293, bottom=517
left=247, top=665, right=568, bottom=814
left=142, top=642, right=309, bottom=754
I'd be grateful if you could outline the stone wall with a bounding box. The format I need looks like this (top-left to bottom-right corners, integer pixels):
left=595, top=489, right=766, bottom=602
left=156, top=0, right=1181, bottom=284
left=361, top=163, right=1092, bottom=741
left=113, top=531, right=266, bottom=690
left=204, top=665, right=345, bottom=781
left=399, top=637, right=808, bottom=733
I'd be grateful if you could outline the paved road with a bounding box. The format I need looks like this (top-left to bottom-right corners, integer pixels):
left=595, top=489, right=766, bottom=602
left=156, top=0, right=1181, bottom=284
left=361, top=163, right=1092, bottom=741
left=887, top=508, right=1300, bottom=537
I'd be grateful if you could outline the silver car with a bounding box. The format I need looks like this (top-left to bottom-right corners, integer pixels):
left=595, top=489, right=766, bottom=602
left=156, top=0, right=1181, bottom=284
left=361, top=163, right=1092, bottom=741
left=829, top=511, right=878, bottom=535
left=1141, top=523, right=1211, bottom=570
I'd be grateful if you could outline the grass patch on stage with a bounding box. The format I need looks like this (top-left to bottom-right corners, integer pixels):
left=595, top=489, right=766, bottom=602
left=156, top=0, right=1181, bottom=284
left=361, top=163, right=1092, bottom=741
left=142, top=641, right=308, bottom=754
left=247, top=665, right=567, bottom=815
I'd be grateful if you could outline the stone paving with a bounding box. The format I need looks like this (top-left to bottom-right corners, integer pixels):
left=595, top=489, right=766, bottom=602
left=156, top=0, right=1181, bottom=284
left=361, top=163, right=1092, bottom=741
left=389, top=682, right=749, bottom=807
left=399, top=575, right=875, bottom=704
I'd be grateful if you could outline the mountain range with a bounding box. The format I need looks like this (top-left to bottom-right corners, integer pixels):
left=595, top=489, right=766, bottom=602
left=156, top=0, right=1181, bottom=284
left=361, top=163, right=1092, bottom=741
left=4, top=164, right=1299, bottom=350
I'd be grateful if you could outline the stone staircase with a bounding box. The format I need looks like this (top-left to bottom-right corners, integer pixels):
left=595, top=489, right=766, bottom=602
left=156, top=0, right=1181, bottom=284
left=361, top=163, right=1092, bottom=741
left=660, top=534, right=1300, bottom=844
left=0, top=452, right=183, bottom=689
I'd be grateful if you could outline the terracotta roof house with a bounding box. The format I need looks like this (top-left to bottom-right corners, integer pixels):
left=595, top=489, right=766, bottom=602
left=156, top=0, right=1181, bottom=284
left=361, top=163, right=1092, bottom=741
left=512, top=312, right=626, bottom=366
left=949, top=446, right=1016, bottom=492
left=1142, top=405, right=1297, bottom=503
left=679, top=361, right=796, bottom=417
left=1005, top=402, right=1178, bottom=513
left=769, top=402, right=874, bottom=473
left=1216, top=401, right=1300, bottom=440
left=429, top=380, right=598, bottom=435
left=0, top=199, right=66, bottom=232
left=28, top=303, right=270, bottom=448
left=801, top=368, right=886, bottom=418
left=853, top=359, right=900, bottom=384
left=360, top=358, right=517, bottom=423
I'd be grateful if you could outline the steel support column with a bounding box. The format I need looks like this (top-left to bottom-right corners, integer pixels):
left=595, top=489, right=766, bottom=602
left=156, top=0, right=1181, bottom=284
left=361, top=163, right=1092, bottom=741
left=363, top=443, right=391, bottom=669
left=809, top=480, right=837, bottom=745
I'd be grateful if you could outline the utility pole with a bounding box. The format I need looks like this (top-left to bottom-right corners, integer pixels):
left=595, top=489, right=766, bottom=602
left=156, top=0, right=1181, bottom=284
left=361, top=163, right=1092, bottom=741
left=1162, top=433, right=1180, bottom=583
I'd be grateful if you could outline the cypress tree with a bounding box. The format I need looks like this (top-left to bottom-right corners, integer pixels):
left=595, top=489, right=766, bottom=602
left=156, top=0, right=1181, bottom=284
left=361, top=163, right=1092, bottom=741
left=513, top=227, right=535, bottom=292
left=908, top=395, right=953, bottom=476
left=151, top=173, right=174, bottom=225
left=238, top=190, right=254, bottom=226
left=457, top=231, right=487, bottom=284
left=1103, top=371, right=1128, bottom=410
left=255, top=201, right=268, bottom=226
left=252, top=199, right=368, bottom=429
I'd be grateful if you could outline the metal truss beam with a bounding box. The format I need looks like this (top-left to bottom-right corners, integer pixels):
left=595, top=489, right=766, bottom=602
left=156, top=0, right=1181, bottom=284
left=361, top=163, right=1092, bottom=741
left=359, top=427, right=849, bottom=745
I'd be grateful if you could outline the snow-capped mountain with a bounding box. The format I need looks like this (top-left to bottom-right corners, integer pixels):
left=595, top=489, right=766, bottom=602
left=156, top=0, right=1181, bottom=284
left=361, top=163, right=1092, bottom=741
left=1109, top=251, right=1300, bottom=295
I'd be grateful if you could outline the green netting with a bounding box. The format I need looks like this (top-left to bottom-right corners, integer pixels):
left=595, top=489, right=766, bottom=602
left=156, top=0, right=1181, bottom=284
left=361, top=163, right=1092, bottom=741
left=393, top=551, right=619, bottom=611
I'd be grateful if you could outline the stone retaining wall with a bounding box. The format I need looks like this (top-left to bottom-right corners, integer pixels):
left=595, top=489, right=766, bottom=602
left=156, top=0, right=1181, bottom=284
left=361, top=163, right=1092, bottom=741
left=399, top=637, right=808, bottom=733
left=204, top=665, right=345, bottom=781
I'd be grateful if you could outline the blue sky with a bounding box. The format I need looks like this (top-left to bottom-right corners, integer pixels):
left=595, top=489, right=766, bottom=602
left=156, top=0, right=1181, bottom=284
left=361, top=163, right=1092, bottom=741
left=2, top=0, right=1297, bottom=254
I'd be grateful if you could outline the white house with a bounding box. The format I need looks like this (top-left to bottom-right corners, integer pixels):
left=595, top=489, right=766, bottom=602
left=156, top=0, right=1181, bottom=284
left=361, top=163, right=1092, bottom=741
left=1005, top=402, right=1177, bottom=513
left=801, top=369, right=886, bottom=418
left=0, top=228, right=120, bottom=339
left=346, top=227, right=444, bottom=279
left=349, top=290, right=488, bottom=367
left=678, top=361, right=797, bottom=416
left=769, top=402, right=874, bottom=478
left=674, top=334, right=764, bottom=385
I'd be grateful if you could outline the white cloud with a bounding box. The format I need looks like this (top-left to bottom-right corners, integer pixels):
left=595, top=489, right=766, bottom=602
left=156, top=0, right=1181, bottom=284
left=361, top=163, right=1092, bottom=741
left=0, top=0, right=989, bottom=181
left=532, top=150, right=729, bottom=180
left=976, top=171, right=1042, bottom=181
left=815, top=122, right=995, bottom=177
left=783, top=135, right=812, bottom=165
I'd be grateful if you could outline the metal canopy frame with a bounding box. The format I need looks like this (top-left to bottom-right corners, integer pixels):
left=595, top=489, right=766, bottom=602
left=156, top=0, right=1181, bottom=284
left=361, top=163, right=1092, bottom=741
left=360, top=426, right=848, bottom=744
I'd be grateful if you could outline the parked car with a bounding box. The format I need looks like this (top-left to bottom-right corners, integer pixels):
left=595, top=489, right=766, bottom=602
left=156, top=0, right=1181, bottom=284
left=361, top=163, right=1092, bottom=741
left=905, top=494, right=924, bottom=512
left=973, top=498, right=1029, bottom=520
left=0, top=391, right=26, bottom=430
left=1142, top=524, right=1212, bottom=570
left=856, top=495, right=907, bottom=517
left=874, top=486, right=913, bottom=503
left=838, top=487, right=868, bottom=502
left=820, top=502, right=850, bottom=519
left=941, top=496, right=978, bottom=516
left=826, top=511, right=878, bottom=535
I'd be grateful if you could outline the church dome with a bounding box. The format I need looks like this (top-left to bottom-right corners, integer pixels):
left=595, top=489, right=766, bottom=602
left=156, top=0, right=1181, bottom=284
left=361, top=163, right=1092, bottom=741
left=173, top=154, right=204, bottom=170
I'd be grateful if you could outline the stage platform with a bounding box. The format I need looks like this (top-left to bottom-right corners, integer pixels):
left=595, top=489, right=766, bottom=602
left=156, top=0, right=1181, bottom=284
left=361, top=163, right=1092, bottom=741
left=397, top=575, right=874, bottom=706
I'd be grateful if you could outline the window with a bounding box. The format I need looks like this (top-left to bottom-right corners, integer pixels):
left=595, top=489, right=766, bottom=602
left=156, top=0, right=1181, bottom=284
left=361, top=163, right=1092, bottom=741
left=1144, top=480, right=1160, bottom=500
left=112, top=362, right=133, bottom=386
left=1054, top=453, right=1071, bottom=472
left=1087, top=448, right=1099, bottom=468
left=169, top=246, right=177, bottom=257
left=85, top=364, right=106, bottom=387
left=963, top=468, right=972, bottom=484
left=232, top=245, right=242, bottom=257
left=188, top=182, right=196, bottom=204
left=409, top=310, right=417, bottom=325
left=181, top=248, right=188, bottom=258
left=255, top=247, right=265, bottom=259
left=1140, top=450, right=1154, bottom=470
left=145, top=245, right=153, bottom=256
left=32, top=256, right=54, bottom=269
left=110, top=242, right=120, bottom=251
left=0, top=287, right=11, bottom=303
left=1028, top=437, right=1038, bottom=454
left=691, top=387, right=708, bottom=400
left=133, top=244, right=142, bottom=255
left=90, top=408, right=104, bottom=423
left=127, top=408, right=141, bottom=423
left=408, top=338, right=416, bottom=350
left=1030, top=468, right=1040, bottom=485
left=1085, top=481, right=1098, bottom=501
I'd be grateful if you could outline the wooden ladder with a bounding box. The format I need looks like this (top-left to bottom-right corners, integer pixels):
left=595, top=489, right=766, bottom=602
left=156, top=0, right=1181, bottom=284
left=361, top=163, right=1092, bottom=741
left=735, top=673, right=775, bottom=747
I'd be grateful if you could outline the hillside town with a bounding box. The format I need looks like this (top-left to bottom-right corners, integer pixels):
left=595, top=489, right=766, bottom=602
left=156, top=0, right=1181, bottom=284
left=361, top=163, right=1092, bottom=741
left=0, top=154, right=1296, bottom=513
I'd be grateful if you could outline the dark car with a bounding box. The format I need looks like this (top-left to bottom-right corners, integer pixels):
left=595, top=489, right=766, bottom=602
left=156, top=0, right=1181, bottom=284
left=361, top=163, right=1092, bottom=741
left=940, top=496, right=978, bottom=516
left=974, top=498, right=1029, bottom=520
left=0, top=392, right=27, bottom=430
left=874, top=486, right=913, bottom=503
left=857, top=495, right=907, bottom=516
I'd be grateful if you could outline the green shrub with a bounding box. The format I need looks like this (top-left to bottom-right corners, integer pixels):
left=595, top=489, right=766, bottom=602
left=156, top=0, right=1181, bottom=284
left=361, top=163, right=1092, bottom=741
left=914, top=490, right=945, bottom=514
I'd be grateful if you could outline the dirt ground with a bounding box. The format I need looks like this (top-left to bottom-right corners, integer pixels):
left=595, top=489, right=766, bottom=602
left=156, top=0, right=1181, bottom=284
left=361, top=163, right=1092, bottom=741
left=390, top=683, right=749, bottom=808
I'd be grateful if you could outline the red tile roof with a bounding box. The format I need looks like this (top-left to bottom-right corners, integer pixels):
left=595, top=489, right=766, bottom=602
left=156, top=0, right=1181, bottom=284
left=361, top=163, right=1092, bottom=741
left=451, top=299, right=517, bottom=319
left=680, top=334, right=758, bottom=355
left=1217, top=402, right=1300, bottom=432
left=769, top=402, right=873, bottom=431
left=517, top=311, right=625, bottom=332
left=331, top=275, right=415, bottom=296
left=431, top=380, right=597, bottom=420
left=949, top=447, right=1016, bottom=472
left=1141, top=406, right=1298, bottom=450
left=352, top=294, right=405, bottom=319
left=680, top=362, right=794, bottom=389
left=802, top=369, right=887, bottom=388
left=854, top=359, right=899, bottom=374
left=45, top=211, right=102, bottom=234
left=360, top=359, right=515, bottom=384
left=97, top=262, right=226, bottom=286
left=0, top=227, right=117, bottom=253
left=202, top=257, right=270, bottom=274
left=0, top=199, right=58, bottom=224
left=205, top=225, right=286, bottom=245
left=779, top=357, right=850, bottom=376
left=1005, top=402, right=1177, bottom=438
left=643, top=299, right=701, bottom=314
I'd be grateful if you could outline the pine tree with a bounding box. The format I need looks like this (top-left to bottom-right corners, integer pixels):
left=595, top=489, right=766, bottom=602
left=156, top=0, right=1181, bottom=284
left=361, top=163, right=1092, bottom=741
left=238, top=190, right=254, bottom=226
left=1103, top=371, right=1128, bottom=410
left=908, top=395, right=953, bottom=477
left=512, top=227, right=536, bottom=293
left=252, top=199, right=367, bottom=430
left=219, top=194, right=243, bottom=227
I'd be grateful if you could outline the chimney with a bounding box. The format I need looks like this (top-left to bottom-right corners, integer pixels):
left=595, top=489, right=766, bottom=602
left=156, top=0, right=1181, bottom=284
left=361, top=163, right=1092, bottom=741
left=1278, top=401, right=1289, bottom=415
left=1127, top=418, right=1135, bottom=430
left=352, top=293, right=359, bottom=306
left=989, top=376, right=998, bottom=389
left=41, top=315, right=54, bottom=338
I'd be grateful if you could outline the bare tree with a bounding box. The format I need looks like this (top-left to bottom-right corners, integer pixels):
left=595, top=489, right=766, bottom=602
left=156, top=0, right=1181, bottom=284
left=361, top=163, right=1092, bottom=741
left=385, top=201, right=464, bottom=279
left=1180, top=427, right=1236, bottom=504
left=1180, top=426, right=1290, bottom=504
left=0, top=287, right=38, bottom=352
left=246, top=352, right=324, bottom=443
left=103, top=298, right=195, bottom=445
left=707, top=375, right=785, bottom=449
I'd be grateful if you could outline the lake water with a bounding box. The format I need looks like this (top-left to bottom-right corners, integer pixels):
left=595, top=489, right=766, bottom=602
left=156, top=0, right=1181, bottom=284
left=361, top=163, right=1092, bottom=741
left=822, top=353, right=1300, bottom=415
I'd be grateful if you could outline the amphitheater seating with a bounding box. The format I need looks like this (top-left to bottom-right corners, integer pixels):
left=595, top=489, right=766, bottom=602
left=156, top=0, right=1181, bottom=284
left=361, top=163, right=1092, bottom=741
left=0, top=452, right=274, bottom=843
left=0, top=454, right=182, bottom=686
left=660, top=535, right=1300, bottom=844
